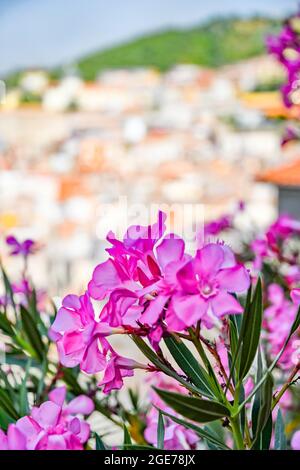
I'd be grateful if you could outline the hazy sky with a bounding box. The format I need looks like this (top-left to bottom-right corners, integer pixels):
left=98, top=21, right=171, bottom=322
left=0, top=0, right=297, bottom=75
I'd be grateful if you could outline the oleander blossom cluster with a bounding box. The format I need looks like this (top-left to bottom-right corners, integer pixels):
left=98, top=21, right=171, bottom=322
left=266, top=11, right=300, bottom=108
left=0, top=386, right=94, bottom=450
left=50, top=212, right=250, bottom=393
left=263, top=284, right=300, bottom=368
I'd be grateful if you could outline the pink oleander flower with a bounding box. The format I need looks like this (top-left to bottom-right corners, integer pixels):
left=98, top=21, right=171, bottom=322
left=0, top=386, right=94, bottom=450
left=98, top=343, right=144, bottom=394
left=263, top=284, right=298, bottom=368
left=291, top=430, right=300, bottom=450
left=250, top=215, right=300, bottom=271
left=291, top=288, right=300, bottom=305
left=267, top=12, right=300, bottom=108
left=49, top=292, right=114, bottom=373
left=52, top=212, right=250, bottom=393
left=6, top=236, right=38, bottom=257
left=204, top=215, right=233, bottom=237
left=89, top=214, right=249, bottom=332
left=169, top=243, right=250, bottom=328
left=144, top=373, right=198, bottom=450
left=50, top=292, right=143, bottom=391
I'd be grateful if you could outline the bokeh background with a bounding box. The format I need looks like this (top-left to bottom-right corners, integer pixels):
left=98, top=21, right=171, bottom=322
left=0, top=0, right=298, bottom=298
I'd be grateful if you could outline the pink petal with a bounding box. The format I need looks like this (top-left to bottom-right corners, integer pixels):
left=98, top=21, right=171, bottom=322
left=66, top=395, right=94, bottom=415
left=211, top=292, right=243, bottom=318
left=291, top=430, right=300, bottom=450
left=156, top=236, right=185, bottom=270
left=49, top=386, right=67, bottom=407
left=46, top=435, right=67, bottom=450
left=195, top=243, right=225, bottom=277
left=0, top=430, right=8, bottom=450
left=62, top=331, right=85, bottom=356
left=31, top=401, right=61, bottom=428
left=15, top=416, right=41, bottom=438
left=51, top=307, right=82, bottom=333
left=176, top=260, right=198, bottom=293
left=80, top=338, right=106, bottom=374
left=7, top=424, right=26, bottom=450
left=62, top=294, right=81, bottom=310
left=216, top=265, right=250, bottom=293
left=291, top=288, right=300, bottom=306
left=140, top=295, right=169, bottom=325
left=88, top=259, right=123, bottom=300
left=76, top=421, right=90, bottom=444
left=69, top=417, right=81, bottom=434
left=171, top=294, right=208, bottom=326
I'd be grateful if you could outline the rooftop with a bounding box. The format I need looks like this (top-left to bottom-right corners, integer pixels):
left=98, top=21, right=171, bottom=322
left=257, top=159, right=300, bottom=187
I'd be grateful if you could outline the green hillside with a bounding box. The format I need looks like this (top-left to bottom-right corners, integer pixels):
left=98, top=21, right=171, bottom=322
left=76, top=16, right=280, bottom=80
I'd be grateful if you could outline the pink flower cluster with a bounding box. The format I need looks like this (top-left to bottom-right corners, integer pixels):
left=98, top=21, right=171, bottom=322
left=51, top=212, right=250, bottom=393
left=266, top=12, right=300, bottom=108
left=263, top=284, right=300, bottom=368
left=251, top=215, right=300, bottom=275
left=6, top=236, right=39, bottom=257
left=144, top=373, right=198, bottom=450
left=0, top=386, right=94, bottom=450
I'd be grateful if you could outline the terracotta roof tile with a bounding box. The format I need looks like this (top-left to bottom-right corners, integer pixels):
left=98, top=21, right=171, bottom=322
left=257, top=159, right=300, bottom=186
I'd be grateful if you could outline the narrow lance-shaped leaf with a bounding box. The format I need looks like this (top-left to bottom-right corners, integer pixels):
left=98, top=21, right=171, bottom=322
left=154, top=387, right=230, bottom=423
left=157, top=407, right=230, bottom=450
left=20, top=305, right=45, bottom=362
left=95, top=433, right=107, bottom=450
left=131, top=335, right=203, bottom=396
left=164, top=335, right=215, bottom=399
left=0, top=388, right=19, bottom=421
left=251, top=348, right=263, bottom=436
left=157, top=411, right=165, bottom=449
left=0, top=265, right=17, bottom=316
left=239, top=279, right=263, bottom=380
left=274, top=409, right=287, bottom=450
left=19, top=359, right=32, bottom=415
left=123, top=424, right=132, bottom=450
left=225, top=285, right=252, bottom=392
left=251, top=372, right=273, bottom=449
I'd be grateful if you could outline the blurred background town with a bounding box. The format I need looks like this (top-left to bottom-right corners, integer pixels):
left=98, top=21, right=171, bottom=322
left=0, top=0, right=299, bottom=297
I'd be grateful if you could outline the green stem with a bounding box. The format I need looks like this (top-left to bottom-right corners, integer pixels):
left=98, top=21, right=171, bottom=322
left=230, top=416, right=245, bottom=450
left=272, top=363, right=300, bottom=410
left=188, top=328, right=227, bottom=403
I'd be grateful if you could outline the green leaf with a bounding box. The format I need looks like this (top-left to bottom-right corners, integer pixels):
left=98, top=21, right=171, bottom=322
left=95, top=433, right=106, bottom=450
left=157, top=411, right=165, bottom=449
left=164, top=335, right=215, bottom=398
left=251, top=348, right=263, bottom=436
left=154, top=388, right=230, bottom=423
left=0, top=265, right=17, bottom=316
left=239, top=279, right=263, bottom=380
left=123, top=424, right=132, bottom=450
left=225, top=286, right=252, bottom=393
left=274, top=409, right=287, bottom=450
left=131, top=335, right=203, bottom=396
left=0, top=408, right=15, bottom=431
left=251, top=372, right=273, bottom=448
left=0, top=313, right=15, bottom=336
left=157, top=407, right=230, bottom=450
left=20, top=305, right=45, bottom=362
left=0, top=388, right=19, bottom=421
left=259, top=413, right=273, bottom=450
left=19, top=359, right=31, bottom=415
